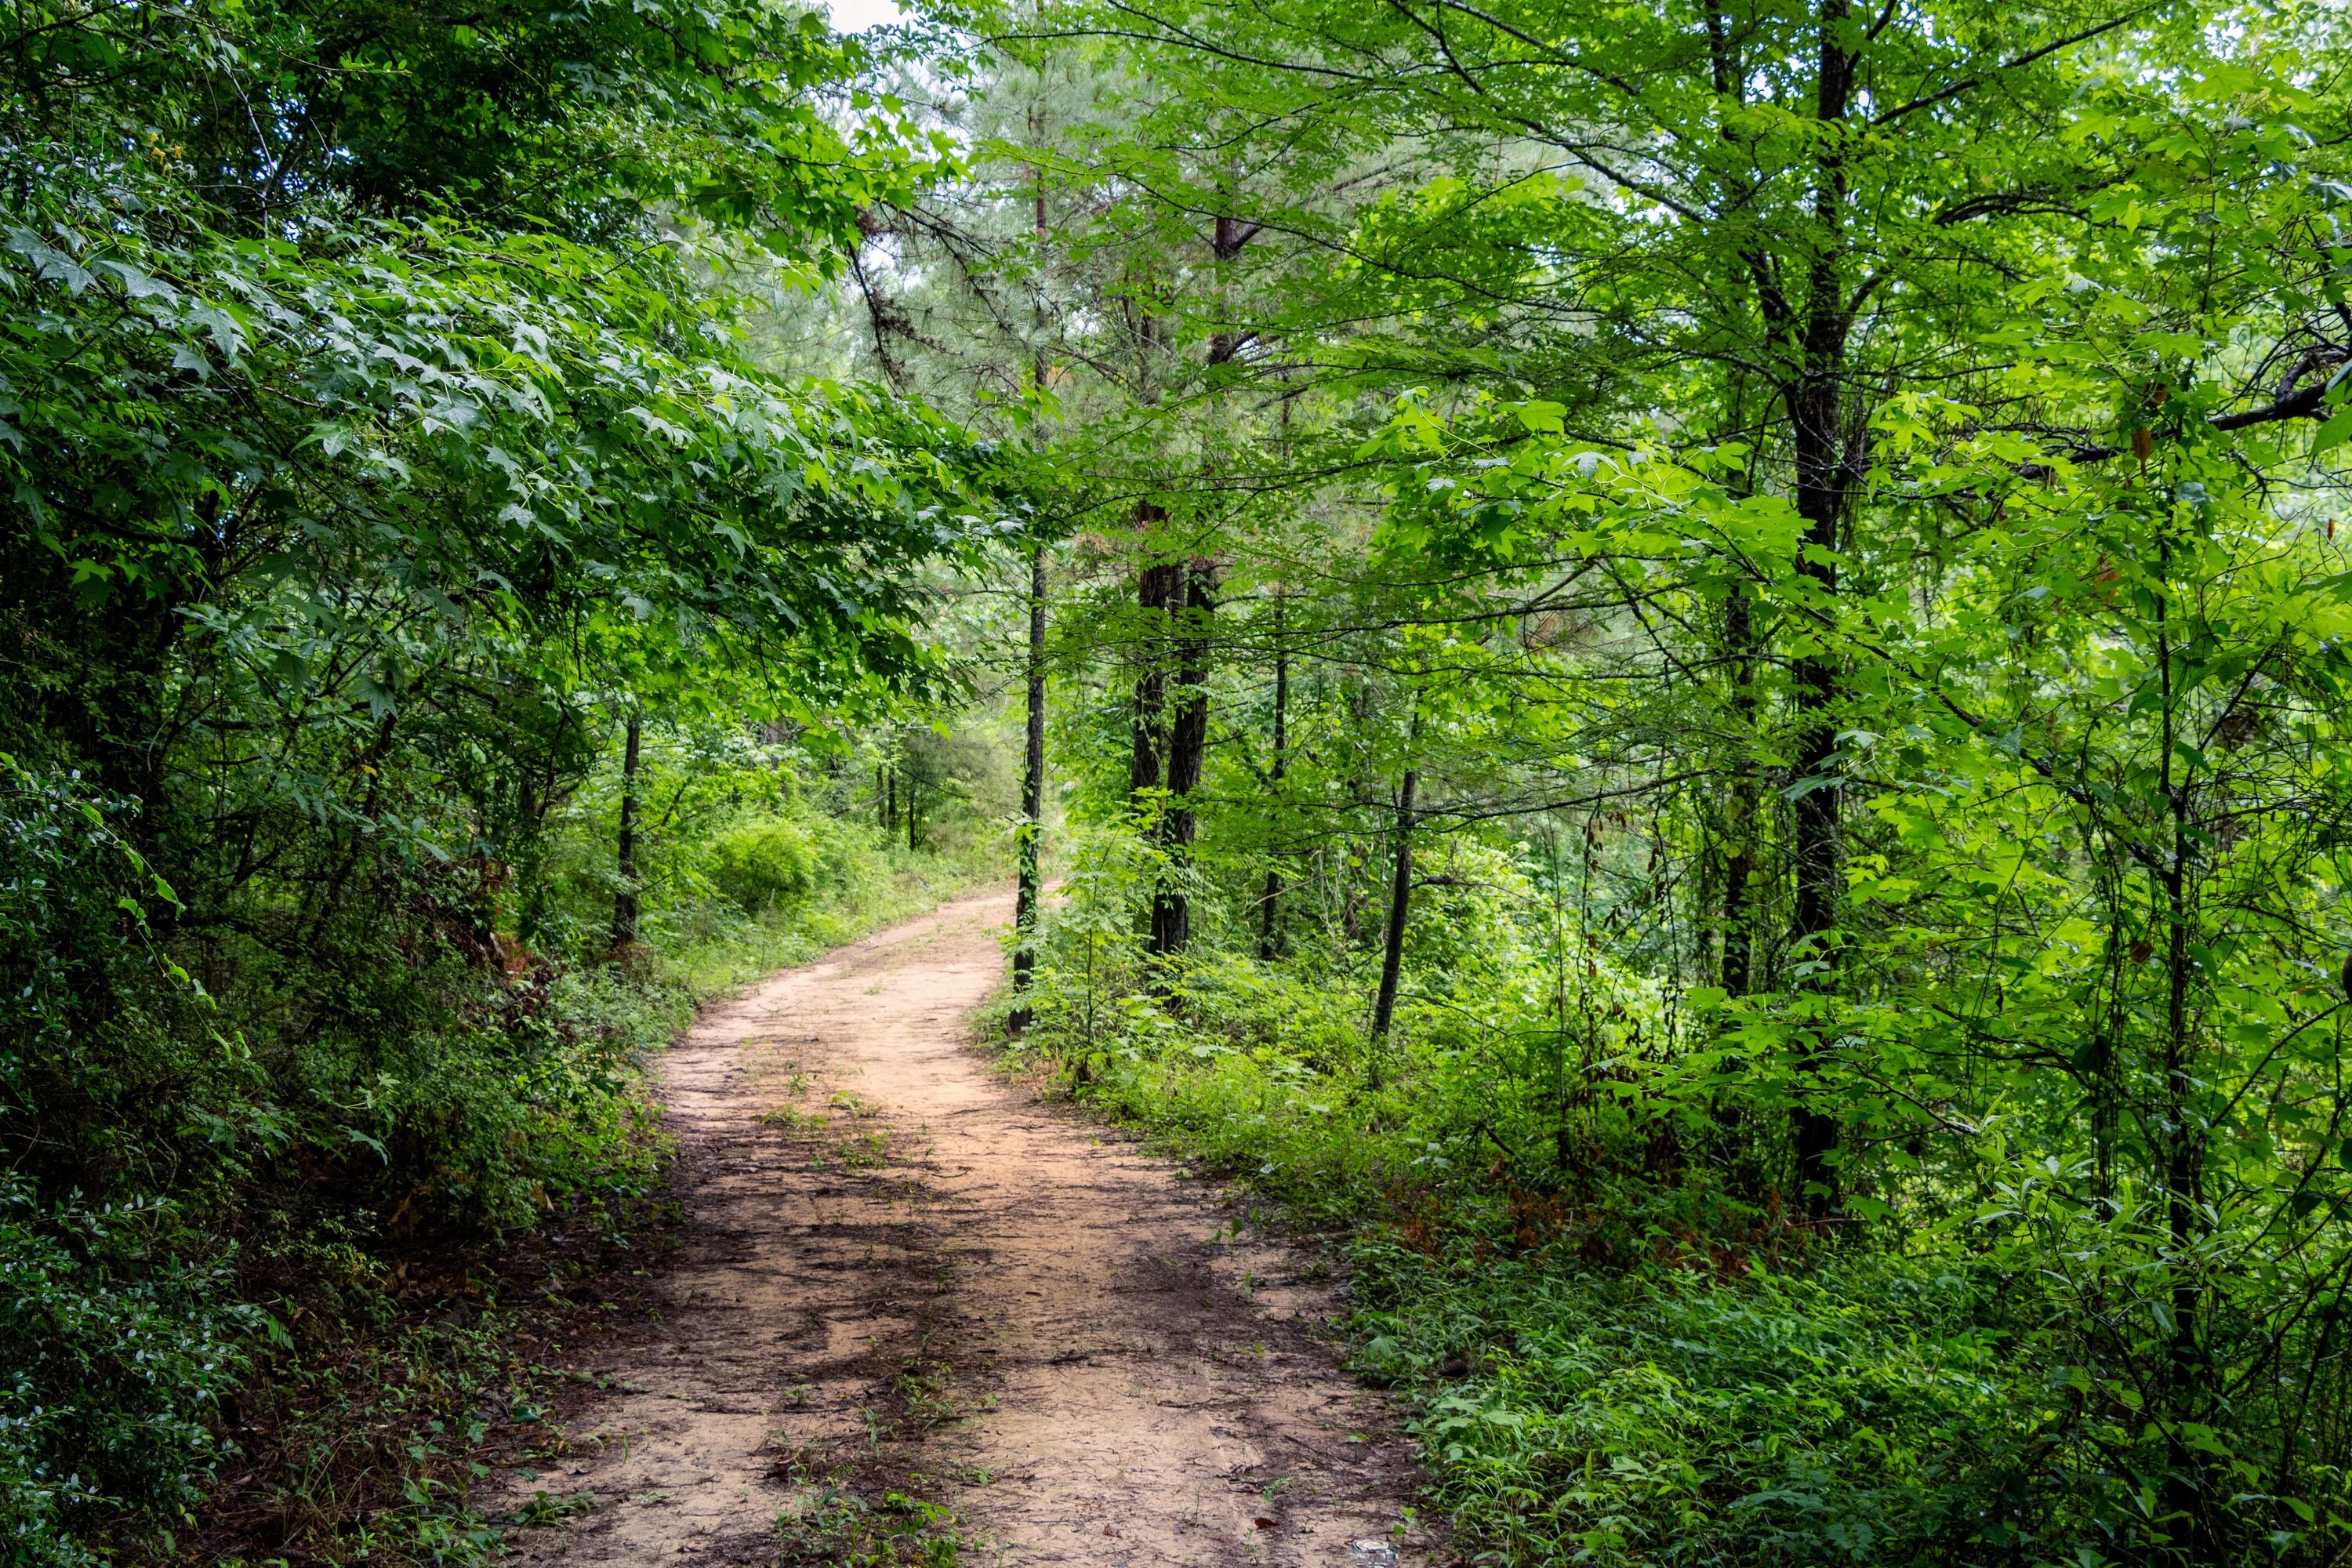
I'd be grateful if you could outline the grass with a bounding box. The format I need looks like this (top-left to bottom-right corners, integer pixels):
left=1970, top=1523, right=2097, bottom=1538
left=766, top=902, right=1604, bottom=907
left=775, top=1485, right=966, bottom=1567
left=982, top=949, right=2114, bottom=1568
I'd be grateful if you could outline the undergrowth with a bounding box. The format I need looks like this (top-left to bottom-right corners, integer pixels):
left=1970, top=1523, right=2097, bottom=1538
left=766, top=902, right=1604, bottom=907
left=986, top=828, right=2319, bottom=1567
left=988, top=971, right=2090, bottom=1565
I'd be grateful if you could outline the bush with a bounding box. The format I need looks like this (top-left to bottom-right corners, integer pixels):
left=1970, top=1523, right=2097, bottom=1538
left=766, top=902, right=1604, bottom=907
left=0, top=713, right=1005, bottom=1563
left=1352, top=1245, right=2046, bottom=1566
left=707, top=816, right=822, bottom=912
left=0, top=760, right=256, bottom=1560
left=0, top=756, right=688, bottom=1559
left=0, top=1181, right=249, bottom=1566
left=999, top=820, right=2282, bottom=1565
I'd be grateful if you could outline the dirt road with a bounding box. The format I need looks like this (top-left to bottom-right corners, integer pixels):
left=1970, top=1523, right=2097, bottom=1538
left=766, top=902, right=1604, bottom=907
left=497, top=887, right=1432, bottom=1566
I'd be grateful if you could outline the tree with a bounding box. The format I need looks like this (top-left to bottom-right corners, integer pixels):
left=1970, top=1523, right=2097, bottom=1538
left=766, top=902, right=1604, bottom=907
left=936, top=0, right=2352, bottom=1555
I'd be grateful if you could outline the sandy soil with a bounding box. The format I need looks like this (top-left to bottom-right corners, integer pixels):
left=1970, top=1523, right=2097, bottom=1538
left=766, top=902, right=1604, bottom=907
left=495, top=887, right=1432, bottom=1566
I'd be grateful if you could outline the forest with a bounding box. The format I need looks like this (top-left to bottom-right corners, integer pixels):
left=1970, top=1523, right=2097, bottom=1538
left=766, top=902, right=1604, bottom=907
left=5, top=0, right=2352, bottom=1562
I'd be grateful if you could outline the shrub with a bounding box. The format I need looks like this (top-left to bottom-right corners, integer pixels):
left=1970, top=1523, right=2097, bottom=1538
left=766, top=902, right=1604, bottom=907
left=0, top=761, right=255, bottom=1559
left=1352, top=1245, right=2049, bottom=1566
left=707, top=817, right=822, bottom=912
left=0, top=1184, right=250, bottom=1566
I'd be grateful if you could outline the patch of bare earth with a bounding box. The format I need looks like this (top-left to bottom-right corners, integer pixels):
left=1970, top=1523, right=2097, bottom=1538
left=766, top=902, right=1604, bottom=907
left=495, top=887, right=1435, bottom=1566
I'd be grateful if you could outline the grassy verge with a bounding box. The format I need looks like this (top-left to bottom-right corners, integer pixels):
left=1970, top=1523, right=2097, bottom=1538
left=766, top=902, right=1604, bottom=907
left=982, top=942, right=2102, bottom=1568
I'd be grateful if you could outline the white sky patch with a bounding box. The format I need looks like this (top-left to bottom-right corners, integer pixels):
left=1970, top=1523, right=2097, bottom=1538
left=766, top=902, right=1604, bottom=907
left=828, top=0, right=905, bottom=30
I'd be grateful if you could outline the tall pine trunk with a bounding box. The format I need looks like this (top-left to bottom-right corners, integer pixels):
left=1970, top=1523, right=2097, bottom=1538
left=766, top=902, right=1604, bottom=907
left=1258, top=592, right=1288, bottom=960
left=1370, top=760, right=1418, bottom=1080
left=1011, top=543, right=1048, bottom=1029
left=612, top=708, right=642, bottom=950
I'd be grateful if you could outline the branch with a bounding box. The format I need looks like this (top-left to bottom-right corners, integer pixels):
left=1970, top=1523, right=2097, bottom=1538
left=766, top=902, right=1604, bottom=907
left=2060, top=376, right=2334, bottom=465
left=1871, top=7, right=2159, bottom=129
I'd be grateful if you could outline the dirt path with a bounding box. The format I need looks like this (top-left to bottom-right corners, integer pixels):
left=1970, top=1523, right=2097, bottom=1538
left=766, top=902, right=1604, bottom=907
left=497, top=887, right=1432, bottom=1566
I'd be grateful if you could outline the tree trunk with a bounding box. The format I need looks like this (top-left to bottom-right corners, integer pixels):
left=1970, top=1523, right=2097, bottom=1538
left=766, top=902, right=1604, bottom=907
left=612, top=708, right=642, bottom=951
left=1719, top=593, right=1759, bottom=997
left=1785, top=0, right=1857, bottom=1218
left=1258, top=592, right=1289, bottom=960
left=1131, top=537, right=1175, bottom=805
left=1714, top=583, right=1763, bottom=1185
left=2161, top=822, right=2209, bottom=1560
left=1369, top=760, right=1418, bottom=1077
left=1014, top=148, right=1054, bottom=1031
left=2154, top=531, right=2212, bottom=1562
left=1151, top=556, right=1214, bottom=956
left=1011, top=543, right=1048, bottom=1029
left=1787, top=521, right=1844, bottom=1214
left=1132, top=506, right=1179, bottom=954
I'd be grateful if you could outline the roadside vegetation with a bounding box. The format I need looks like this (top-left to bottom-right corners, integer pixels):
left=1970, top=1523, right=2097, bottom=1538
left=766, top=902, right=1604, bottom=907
left=0, top=0, right=1005, bottom=1560
left=5, top=702, right=1006, bottom=1566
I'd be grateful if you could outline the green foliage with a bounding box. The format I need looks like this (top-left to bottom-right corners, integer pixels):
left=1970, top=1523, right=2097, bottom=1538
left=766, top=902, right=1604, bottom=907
left=0, top=1182, right=249, bottom=1565
left=1000, top=693, right=2352, bottom=1563
left=1004, top=823, right=1693, bottom=1221
left=898, top=0, right=2352, bottom=1558
left=778, top=1484, right=966, bottom=1567
left=19, top=0, right=2352, bottom=1557
left=0, top=759, right=251, bottom=1559
left=1000, top=850, right=2352, bottom=1562
left=710, top=818, right=823, bottom=912
left=1354, top=1249, right=2047, bottom=1566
